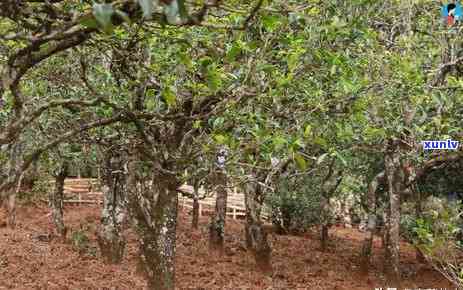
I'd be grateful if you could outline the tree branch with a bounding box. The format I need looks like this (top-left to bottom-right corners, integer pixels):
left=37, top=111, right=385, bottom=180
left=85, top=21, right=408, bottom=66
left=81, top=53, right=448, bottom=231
left=0, top=112, right=125, bottom=196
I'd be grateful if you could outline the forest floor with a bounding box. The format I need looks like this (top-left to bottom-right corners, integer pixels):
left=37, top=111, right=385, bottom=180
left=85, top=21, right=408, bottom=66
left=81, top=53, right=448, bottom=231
left=0, top=201, right=455, bottom=290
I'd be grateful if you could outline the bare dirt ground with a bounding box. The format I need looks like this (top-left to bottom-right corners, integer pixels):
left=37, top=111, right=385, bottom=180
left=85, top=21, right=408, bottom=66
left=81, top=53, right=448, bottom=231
left=0, top=202, right=454, bottom=290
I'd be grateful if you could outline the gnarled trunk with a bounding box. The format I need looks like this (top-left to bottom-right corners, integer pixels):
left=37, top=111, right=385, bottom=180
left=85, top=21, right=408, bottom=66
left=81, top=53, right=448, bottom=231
left=22, top=160, right=38, bottom=190
left=4, top=142, right=23, bottom=228
left=319, top=160, right=343, bottom=252
left=209, top=168, right=227, bottom=252
left=50, top=161, right=68, bottom=237
left=384, top=145, right=402, bottom=285
left=127, top=157, right=178, bottom=290
left=97, top=150, right=127, bottom=264
left=320, top=194, right=330, bottom=252
left=244, top=180, right=272, bottom=273
left=360, top=171, right=384, bottom=271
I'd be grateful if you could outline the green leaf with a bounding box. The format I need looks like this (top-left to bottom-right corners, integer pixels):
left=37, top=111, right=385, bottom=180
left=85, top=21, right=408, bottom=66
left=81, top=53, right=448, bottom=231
left=145, top=98, right=156, bottom=111
left=214, top=134, right=227, bottom=145
left=206, top=66, right=222, bottom=92
left=193, top=120, right=202, bottom=129
left=162, top=87, right=177, bottom=107
left=226, top=43, right=242, bottom=62
left=179, top=52, right=193, bottom=70
left=212, top=117, right=224, bottom=129
left=304, top=124, right=312, bottom=138
left=364, top=126, right=386, bottom=140
left=138, top=0, right=155, bottom=19
left=334, top=151, right=347, bottom=166
left=93, top=3, right=114, bottom=33
left=314, top=136, right=328, bottom=148
left=200, top=57, right=213, bottom=68
left=286, top=48, right=305, bottom=73
left=292, top=138, right=305, bottom=149
left=80, top=15, right=98, bottom=29
left=294, top=153, right=307, bottom=170
left=262, top=15, right=280, bottom=32
left=272, top=136, right=287, bottom=151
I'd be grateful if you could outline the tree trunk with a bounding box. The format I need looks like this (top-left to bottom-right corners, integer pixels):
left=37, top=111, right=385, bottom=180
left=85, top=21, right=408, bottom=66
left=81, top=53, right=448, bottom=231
left=244, top=180, right=272, bottom=274
left=271, top=206, right=289, bottom=235
left=4, top=142, right=22, bottom=228
left=321, top=223, right=329, bottom=251
left=360, top=171, right=384, bottom=271
left=97, top=150, right=127, bottom=264
left=414, top=186, right=426, bottom=263
left=22, top=160, right=38, bottom=190
left=319, top=160, right=343, bottom=252
left=320, top=194, right=330, bottom=252
left=50, top=161, right=68, bottom=238
left=209, top=168, right=227, bottom=253
left=320, top=162, right=342, bottom=251
left=192, top=181, right=199, bottom=230
left=384, top=145, right=402, bottom=285
left=127, top=157, right=178, bottom=290
left=5, top=193, right=16, bottom=228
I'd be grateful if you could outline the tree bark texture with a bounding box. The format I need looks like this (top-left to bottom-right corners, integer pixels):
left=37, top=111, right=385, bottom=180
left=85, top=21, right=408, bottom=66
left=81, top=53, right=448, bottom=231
left=4, top=142, right=22, bottom=228
left=414, top=185, right=426, bottom=263
left=320, top=160, right=343, bottom=252
left=49, top=161, right=68, bottom=237
left=244, top=180, right=272, bottom=274
left=320, top=194, right=330, bottom=252
left=360, top=171, right=384, bottom=271
left=384, top=145, right=403, bottom=285
left=97, top=150, right=127, bottom=264
left=209, top=168, right=227, bottom=252
left=127, top=157, right=178, bottom=290
left=192, top=181, right=200, bottom=230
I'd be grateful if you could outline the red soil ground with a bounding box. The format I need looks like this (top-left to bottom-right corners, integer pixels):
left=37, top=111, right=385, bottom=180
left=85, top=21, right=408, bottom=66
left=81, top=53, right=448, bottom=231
left=0, top=202, right=455, bottom=290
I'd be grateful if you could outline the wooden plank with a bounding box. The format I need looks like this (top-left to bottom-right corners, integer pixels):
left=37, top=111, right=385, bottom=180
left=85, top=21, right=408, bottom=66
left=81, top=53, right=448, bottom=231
left=177, top=185, right=270, bottom=221
left=87, top=192, right=103, bottom=196
left=63, top=199, right=102, bottom=204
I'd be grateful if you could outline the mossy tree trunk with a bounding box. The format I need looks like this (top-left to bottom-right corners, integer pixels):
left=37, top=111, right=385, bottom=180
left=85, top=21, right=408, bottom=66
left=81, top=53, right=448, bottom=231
left=320, top=158, right=343, bottom=252
left=360, top=171, right=384, bottom=271
left=4, top=142, right=22, bottom=228
left=127, top=156, right=179, bottom=290
left=244, top=179, right=272, bottom=274
left=97, top=149, right=127, bottom=264
left=209, top=168, right=228, bottom=253
left=384, top=142, right=403, bottom=285
left=50, top=161, right=68, bottom=238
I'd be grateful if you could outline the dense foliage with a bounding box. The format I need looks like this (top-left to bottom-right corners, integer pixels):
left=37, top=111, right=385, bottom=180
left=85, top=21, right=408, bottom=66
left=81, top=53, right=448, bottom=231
left=0, top=0, right=462, bottom=289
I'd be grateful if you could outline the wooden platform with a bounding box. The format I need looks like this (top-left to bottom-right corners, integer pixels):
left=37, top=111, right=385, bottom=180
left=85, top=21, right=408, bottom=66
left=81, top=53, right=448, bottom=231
left=55, top=179, right=269, bottom=220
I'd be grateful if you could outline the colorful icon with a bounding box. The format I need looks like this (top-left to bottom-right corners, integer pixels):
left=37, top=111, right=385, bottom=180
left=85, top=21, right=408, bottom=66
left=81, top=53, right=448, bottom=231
left=442, top=2, right=463, bottom=26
